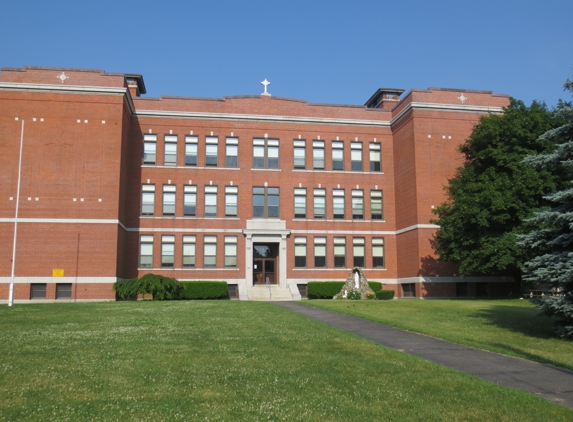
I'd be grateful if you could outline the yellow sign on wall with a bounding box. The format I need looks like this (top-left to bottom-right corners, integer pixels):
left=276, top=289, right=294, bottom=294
left=52, top=269, right=64, bottom=277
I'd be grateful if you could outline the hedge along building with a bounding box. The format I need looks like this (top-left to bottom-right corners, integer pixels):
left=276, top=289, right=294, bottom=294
left=0, top=66, right=516, bottom=302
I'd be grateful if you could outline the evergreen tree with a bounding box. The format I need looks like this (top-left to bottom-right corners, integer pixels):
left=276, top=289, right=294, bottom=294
left=433, top=99, right=559, bottom=278
left=519, top=79, right=573, bottom=339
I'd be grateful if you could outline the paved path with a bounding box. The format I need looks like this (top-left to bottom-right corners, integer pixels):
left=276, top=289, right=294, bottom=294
left=273, top=301, right=573, bottom=409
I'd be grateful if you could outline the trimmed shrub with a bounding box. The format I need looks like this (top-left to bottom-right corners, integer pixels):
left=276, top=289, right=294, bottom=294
left=368, top=282, right=382, bottom=292
left=113, top=273, right=182, bottom=301
left=180, top=281, right=228, bottom=300
left=376, top=290, right=395, bottom=300
left=307, top=282, right=345, bottom=299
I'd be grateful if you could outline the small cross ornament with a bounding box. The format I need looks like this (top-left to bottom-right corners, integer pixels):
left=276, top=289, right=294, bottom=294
left=458, top=93, right=467, bottom=104
left=261, top=79, right=271, bottom=96
left=58, top=72, right=69, bottom=83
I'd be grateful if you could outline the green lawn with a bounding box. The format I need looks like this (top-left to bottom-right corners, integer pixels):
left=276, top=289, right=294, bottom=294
left=305, top=299, right=573, bottom=370
left=0, top=301, right=571, bottom=421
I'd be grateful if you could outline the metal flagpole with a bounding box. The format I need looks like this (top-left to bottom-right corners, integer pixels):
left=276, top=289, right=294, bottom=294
left=9, top=118, right=25, bottom=307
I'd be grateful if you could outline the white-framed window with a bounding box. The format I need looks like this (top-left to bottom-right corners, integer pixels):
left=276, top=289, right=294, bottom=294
left=294, top=140, right=306, bottom=169
left=205, top=136, right=218, bottom=166
left=294, top=188, right=306, bottom=218
left=313, top=188, right=326, bottom=219
left=185, top=135, right=198, bottom=166
left=369, top=142, right=381, bottom=172
left=224, top=236, right=238, bottom=267
left=371, top=190, right=383, bottom=220
left=353, top=237, right=365, bottom=267
left=313, top=140, right=325, bottom=169
left=372, top=238, right=385, bottom=268
left=294, top=237, right=307, bottom=268
left=141, top=184, right=155, bottom=216
left=204, top=235, right=217, bottom=267
left=253, top=186, right=279, bottom=218
left=225, top=186, right=238, bottom=217
left=140, top=235, right=154, bottom=268
left=183, top=235, right=196, bottom=267
left=334, top=237, right=346, bottom=268
left=143, top=134, right=157, bottom=164
left=183, top=185, right=197, bottom=216
left=333, top=189, right=345, bottom=219
left=253, top=138, right=279, bottom=169
left=164, top=135, right=177, bottom=166
left=161, top=235, right=175, bottom=267
left=205, top=186, right=218, bottom=217
left=351, top=142, right=363, bottom=171
left=332, top=141, right=344, bottom=170
left=162, top=185, right=176, bottom=216
left=226, top=137, right=239, bottom=167
left=314, top=237, right=326, bottom=268
left=352, top=189, right=364, bottom=220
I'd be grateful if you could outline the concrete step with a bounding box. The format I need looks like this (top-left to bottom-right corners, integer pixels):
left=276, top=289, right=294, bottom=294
left=247, top=285, right=293, bottom=301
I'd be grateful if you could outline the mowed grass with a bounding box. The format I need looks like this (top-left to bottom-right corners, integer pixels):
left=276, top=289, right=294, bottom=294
left=0, top=301, right=571, bottom=421
left=306, top=299, right=573, bottom=370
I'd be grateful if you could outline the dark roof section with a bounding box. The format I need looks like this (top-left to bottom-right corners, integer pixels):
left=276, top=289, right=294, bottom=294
left=124, top=74, right=146, bottom=94
left=365, top=88, right=405, bottom=108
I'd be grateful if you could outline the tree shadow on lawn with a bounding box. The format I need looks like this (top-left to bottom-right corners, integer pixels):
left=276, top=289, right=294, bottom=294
left=473, top=304, right=557, bottom=339
left=472, top=304, right=572, bottom=369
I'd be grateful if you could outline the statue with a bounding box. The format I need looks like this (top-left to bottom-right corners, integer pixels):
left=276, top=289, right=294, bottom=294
left=334, top=267, right=375, bottom=299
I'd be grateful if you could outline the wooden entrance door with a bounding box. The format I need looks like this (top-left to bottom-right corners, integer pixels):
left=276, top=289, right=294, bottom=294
left=253, top=243, right=278, bottom=285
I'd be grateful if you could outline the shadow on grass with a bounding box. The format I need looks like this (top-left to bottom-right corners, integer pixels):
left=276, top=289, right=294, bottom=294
left=473, top=304, right=556, bottom=339
left=486, top=342, right=573, bottom=371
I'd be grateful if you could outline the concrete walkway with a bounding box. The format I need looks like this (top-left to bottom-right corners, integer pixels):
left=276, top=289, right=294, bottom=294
left=273, top=301, right=573, bottom=409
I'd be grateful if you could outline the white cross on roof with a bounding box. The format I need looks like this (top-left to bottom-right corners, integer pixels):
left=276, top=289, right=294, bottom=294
left=261, top=79, right=271, bottom=96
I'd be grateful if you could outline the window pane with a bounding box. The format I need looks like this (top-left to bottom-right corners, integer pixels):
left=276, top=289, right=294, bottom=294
left=164, top=143, right=177, bottom=165
left=314, top=196, right=325, bottom=218
left=185, top=144, right=197, bottom=165
left=268, top=146, right=279, bottom=169
left=143, top=142, right=156, bottom=164
left=370, top=150, right=381, bottom=171
left=205, top=194, right=217, bottom=217
left=184, top=193, right=196, bottom=216
left=206, top=145, right=218, bottom=166
left=294, top=148, right=305, bottom=169
left=226, top=145, right=238, bottom=167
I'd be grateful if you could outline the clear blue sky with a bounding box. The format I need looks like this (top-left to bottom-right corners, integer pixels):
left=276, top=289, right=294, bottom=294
left=2, top=0, right=572, bottom=107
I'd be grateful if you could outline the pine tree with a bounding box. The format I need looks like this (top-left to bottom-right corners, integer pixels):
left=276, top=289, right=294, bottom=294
left=519, top=78, right=573, bottom=339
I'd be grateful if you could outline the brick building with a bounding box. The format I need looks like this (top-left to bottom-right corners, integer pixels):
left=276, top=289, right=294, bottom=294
left=0, top=66, right=516, bottom=302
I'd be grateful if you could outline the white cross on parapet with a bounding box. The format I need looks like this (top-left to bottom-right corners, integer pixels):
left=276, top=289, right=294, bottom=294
left=261, top=79, right=271, bottom=96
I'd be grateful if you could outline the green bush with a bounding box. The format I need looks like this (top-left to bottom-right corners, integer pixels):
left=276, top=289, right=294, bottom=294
left=368, top=282, right=382, bottom=292
left=347, top=291, right=361, bottom=300
left=307, top=282, right=345, bottom=299
left=113, top=273, right=182, bottom=301
left=376, top=290, right=395, bottom=300
left=180, top=281, right=228, bottom=300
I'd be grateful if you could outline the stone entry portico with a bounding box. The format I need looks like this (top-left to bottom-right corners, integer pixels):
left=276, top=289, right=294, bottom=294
left=243, top=219, right=293, bottom=300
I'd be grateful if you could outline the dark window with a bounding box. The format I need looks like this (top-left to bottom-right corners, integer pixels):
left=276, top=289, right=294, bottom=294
left=30, top=283, right=47, bottom=299
left=56, top=283, right=72, bottom=299
left=402, top=283, right=416, bottom=297
left=332, top=141, right=344, bottom=170
left=456, top=283, right=468, bottom=297
left=253, top=187, right=279, bottom=218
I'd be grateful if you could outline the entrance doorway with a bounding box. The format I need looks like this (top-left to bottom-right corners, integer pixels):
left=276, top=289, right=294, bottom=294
left=253, top=243, right=278, bottom=285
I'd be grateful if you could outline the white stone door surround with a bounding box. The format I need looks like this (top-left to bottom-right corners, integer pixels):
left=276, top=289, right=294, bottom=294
left=243, top=219, right=290, bottom=288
